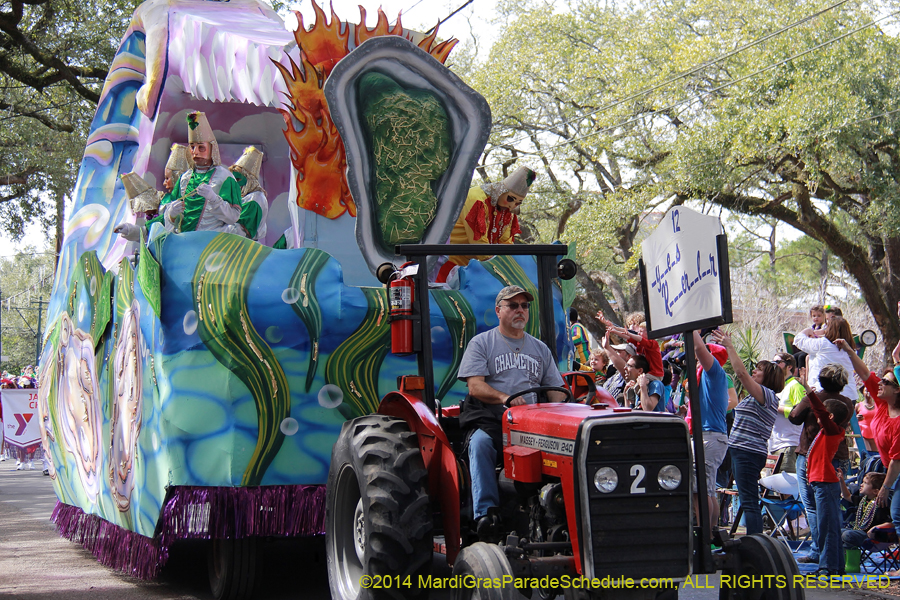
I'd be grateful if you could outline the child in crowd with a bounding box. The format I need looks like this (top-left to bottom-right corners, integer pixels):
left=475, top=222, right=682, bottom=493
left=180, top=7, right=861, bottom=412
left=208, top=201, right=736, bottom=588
left=825, top=305, right=843, bottom=324
left=797, top=364, right=852, bottom=577
left=588, top=349, right=609, bottom=386
left=839, top=471, right=889, bottom=547
left=596, top=311, right=663, bottom=381
left=810, top=305, right=826, bottom=331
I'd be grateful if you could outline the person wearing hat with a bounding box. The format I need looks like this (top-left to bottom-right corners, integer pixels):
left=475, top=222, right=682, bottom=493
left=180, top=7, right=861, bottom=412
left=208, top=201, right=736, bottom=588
left=114, top=145, right=197, bottom=242
left=767, top=352, right=804, bottom=474
left=113, top=172, right=163, bottom=242
left=600, top=335, right=634, bottom=405
left=150, top=111, right=249, bottom=236
left=436, top=166, right=537, bottom=282
left=161, top=143, right=193, bottom=204
left=457, top=285, right=565, bottom=540
left=227, top=146, right=267, bottom=242
left=688, top=330, right=733, bottom=534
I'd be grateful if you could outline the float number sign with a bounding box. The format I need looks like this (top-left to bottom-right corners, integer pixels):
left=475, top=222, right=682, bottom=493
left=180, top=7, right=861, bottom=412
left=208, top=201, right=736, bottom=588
left=639, top=206, right=732, bottom=338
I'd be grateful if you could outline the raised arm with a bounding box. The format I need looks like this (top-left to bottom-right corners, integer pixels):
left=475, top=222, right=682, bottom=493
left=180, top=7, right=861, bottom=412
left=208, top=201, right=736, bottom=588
left=693, top=330, right=715, bottom=372
left=835, top=338, right=871, bottom=381
left=710, top=329, right=766, bottom=405
left=601, top=331, right=628, bottom=378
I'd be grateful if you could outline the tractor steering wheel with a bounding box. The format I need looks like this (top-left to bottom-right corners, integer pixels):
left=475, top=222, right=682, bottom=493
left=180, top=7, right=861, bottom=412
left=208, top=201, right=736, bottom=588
left=504, top=386, right=574, bottom=408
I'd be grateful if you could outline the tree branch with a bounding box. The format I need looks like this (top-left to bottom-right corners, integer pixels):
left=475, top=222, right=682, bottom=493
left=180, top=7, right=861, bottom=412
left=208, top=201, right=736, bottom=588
left=0, top=99, right=74, bottom=131
left=1, top=166, right=39, bottom=186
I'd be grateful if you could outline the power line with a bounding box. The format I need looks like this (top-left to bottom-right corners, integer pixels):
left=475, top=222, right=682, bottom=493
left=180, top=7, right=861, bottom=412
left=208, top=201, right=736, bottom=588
left=401, top=0, right=429, bottom=18
left=500, top=8, right=900, bottom=160
left=495, top=0, right=856, bottom=151
left=426, top=0, right=474, bottom=35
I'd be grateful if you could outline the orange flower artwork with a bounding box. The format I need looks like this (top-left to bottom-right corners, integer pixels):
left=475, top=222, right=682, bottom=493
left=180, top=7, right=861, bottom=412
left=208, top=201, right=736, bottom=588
left=275, top=2, right=457, bottom=220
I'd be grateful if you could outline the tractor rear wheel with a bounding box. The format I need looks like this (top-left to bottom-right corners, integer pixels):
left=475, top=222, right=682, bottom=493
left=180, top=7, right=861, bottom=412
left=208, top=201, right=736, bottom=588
left=451, top=542, right=517, bottom=600
left=326, top=415, right=433, bottom=600
left=207, top=537, right=259, bottom=600
left=719, top=534, right=803, bottom=600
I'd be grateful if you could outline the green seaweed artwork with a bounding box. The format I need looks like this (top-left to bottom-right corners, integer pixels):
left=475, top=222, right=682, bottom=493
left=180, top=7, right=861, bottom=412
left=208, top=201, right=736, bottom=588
left=115, top=258, right=135, bottom=320
left=37, top=319, right=62, bottom=478
left=68, top=251, right=113, bottom=346
left=324, top=287, right=390, bottom=419
left=481, top=255, right=540, bottom=337
left=137, top=229, right=161, bottom=317
left=359, top=72, right=451, bottom=246
left=286, top=248, right=330, bottom=392
left=432, top=290, right=475, bottom=401
left=193, top=235, right=289, bottom=486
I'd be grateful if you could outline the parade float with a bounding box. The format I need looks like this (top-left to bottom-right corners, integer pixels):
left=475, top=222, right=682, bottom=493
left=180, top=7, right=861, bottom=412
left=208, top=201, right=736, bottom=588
left=39, top=0, right=573, bottom=595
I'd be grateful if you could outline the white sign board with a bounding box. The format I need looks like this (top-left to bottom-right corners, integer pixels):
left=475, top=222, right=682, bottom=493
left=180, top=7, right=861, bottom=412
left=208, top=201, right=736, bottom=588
left=1, top=389, right=42, bottom=451
left=640, top=207, right=730, bottom=337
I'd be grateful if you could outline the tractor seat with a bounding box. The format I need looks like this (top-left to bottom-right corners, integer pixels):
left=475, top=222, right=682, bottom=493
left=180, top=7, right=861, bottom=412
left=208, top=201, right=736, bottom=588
left=440, top=402, right=467, bottom=455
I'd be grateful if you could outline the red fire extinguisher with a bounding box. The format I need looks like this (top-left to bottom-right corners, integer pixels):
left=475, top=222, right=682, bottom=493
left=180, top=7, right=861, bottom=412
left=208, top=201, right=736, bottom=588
left=389, top=264, right=415, bottom=354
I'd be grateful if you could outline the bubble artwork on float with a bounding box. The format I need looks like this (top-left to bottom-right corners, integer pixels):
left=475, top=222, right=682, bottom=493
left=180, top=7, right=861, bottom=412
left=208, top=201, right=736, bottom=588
left=40, top=0, right=572, bottom=580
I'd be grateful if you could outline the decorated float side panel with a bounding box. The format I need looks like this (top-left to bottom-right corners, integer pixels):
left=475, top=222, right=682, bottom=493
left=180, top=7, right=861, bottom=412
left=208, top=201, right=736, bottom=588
left=41, top=0, right=574, bottom=551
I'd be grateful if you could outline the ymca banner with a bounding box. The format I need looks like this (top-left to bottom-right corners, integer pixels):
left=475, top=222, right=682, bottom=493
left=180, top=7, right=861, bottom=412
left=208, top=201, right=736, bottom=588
left=1, top=389, right=41, bottom=451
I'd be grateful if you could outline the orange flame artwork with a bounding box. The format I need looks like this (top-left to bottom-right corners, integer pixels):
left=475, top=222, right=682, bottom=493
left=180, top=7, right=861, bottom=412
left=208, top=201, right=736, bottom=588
left=275, top=2, right=458, bottom=220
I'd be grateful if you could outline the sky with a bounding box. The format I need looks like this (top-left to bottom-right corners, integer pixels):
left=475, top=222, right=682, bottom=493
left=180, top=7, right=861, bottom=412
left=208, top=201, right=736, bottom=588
left=0, top=0, right=503, bottom=261
left=288, top=0, right=501, bottom=49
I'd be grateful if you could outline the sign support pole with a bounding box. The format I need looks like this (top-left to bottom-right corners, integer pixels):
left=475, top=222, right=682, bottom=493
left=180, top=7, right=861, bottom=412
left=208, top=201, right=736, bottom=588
left=684, top=331, right=714, bottom=574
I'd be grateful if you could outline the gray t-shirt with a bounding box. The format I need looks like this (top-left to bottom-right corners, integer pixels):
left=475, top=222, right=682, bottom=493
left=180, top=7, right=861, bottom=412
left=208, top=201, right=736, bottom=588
left=458, top=328, right=565, bottom=402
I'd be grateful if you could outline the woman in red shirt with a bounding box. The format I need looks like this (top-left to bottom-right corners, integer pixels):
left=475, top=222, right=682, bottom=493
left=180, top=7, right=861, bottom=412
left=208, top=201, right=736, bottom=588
left=836, top=339, right=900, bottom=557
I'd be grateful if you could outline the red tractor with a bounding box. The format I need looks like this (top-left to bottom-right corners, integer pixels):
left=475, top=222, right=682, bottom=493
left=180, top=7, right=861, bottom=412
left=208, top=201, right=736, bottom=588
left=325, top=244, right=801, bottom=600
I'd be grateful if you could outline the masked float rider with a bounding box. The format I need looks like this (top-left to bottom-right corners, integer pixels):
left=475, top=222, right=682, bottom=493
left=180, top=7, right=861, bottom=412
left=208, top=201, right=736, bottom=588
left=227, top=146, right=267, bottom=242
left=114, top=144, right=193, bottom=242
left=124, top=112, right=255, bottom=238
left=436, top=166, right=537, bottom=282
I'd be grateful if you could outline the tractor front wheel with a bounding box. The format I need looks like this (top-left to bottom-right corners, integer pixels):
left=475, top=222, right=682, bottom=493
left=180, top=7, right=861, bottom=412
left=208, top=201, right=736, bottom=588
left=326, top=415, right=433, bottom=600
left=451, top=542, right=518, bottom=600
left=719, top=534, right=803, bottom=600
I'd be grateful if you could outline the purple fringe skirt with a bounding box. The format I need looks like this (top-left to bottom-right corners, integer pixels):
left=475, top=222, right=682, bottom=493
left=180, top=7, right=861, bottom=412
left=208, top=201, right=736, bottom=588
left=51, top=484, right=326, bottom=579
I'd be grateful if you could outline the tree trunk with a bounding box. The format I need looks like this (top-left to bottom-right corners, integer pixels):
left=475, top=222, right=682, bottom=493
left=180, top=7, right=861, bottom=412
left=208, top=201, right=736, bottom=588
left=54, top=191, right=64, bottom=276
left=574, top=266, right=617, bottom=343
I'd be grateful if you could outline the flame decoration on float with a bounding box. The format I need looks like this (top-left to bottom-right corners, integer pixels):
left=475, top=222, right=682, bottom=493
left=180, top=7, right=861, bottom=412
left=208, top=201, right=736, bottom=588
left=276, top=3, right=457, bottom=220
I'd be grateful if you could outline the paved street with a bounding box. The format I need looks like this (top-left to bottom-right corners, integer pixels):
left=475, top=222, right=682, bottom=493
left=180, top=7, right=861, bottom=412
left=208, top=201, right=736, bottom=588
left=0, top=465, right=894, bottom=600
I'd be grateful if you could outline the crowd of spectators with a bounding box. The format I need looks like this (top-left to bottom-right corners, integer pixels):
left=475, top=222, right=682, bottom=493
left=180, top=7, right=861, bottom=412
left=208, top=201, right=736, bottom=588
left=568, top=304, right=900, bottom=577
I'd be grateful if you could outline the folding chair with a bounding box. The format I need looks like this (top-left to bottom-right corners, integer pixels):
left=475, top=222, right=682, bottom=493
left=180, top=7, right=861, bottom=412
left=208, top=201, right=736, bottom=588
left=760, top=494, right=805, bottom=542
left=758, top=468, right=806, bottom=542
left=859, top=540, right=900, bottom=574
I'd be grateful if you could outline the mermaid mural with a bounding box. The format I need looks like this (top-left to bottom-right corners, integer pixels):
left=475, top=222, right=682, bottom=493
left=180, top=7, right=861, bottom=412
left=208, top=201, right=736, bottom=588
left=42, top=0, right=573, bottom=592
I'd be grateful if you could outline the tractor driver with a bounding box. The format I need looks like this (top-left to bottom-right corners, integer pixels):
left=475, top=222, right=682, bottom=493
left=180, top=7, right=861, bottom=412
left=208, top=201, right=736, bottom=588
left=457, top=285, right=566, bottom=540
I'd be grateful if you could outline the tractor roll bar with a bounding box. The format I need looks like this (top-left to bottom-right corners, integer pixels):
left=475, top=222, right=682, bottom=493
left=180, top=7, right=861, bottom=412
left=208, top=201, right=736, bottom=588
left=395, top=244, right=569, bottom=414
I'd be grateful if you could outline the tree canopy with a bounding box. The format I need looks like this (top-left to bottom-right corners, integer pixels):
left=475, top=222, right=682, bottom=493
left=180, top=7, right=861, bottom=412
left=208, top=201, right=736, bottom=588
left=0, top=246, right=55, bottom=373
left=466, top=0, right=900, bottom=352
left=0, top=0, right=140, bottom=240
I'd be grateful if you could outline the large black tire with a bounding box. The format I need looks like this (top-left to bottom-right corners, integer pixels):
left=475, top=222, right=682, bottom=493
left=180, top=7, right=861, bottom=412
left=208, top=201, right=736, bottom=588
left=719, top=534, right=803, bottom=600
left=451, top=542, right=518, bottom=600
left=326, top=415, right=433, bottom=600
left=207, top=537, right=259, bottom=600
